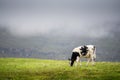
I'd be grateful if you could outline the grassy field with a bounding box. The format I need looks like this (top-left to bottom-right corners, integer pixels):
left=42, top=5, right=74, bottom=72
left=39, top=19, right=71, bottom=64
left=0, top=58, right=120, bottom=80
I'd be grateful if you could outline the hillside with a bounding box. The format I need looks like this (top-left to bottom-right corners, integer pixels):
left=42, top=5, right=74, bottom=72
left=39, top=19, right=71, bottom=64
left=0, top=58, right=120, bottom=80
left=0, top=26, right=120, bottom=61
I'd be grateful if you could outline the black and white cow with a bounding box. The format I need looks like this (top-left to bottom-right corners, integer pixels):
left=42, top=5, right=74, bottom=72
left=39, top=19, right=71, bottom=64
left=69, top=45, right=96, bottom=66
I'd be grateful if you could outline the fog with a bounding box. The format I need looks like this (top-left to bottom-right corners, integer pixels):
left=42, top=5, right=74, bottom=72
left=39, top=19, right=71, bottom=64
left=0, top=0, right=120, bottom=61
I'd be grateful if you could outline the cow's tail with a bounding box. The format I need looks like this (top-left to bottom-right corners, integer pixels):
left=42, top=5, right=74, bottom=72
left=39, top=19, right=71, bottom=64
left=93, top=46, right=96, bottom=60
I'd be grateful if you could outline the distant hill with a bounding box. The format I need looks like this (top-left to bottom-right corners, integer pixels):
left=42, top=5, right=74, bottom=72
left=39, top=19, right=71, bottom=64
left=0, top=27, right=120, bottom=61
left=0, top=36, right=120, bottom=61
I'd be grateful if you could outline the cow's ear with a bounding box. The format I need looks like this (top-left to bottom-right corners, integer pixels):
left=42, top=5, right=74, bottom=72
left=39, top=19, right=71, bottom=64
left=68, top=58, right=71, bottom=61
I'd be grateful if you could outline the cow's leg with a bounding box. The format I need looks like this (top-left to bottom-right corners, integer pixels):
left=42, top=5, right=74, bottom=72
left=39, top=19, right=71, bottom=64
left=75, top=56, right=80, bottom=66
left=76, top=57, right=82, bottom=66
left=91, top=57, right=95, bottom=65
left=86, top=58, right=91, bottom=66
left=79, top=59, right=82, bottom=66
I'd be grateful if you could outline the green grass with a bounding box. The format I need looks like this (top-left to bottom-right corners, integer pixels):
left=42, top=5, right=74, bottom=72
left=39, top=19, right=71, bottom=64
left=0, top=58, right=120, bottom=80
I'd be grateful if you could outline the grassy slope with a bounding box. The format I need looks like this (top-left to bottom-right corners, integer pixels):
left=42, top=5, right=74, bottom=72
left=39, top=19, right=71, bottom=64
left=0, top=58, right=120, bottom=80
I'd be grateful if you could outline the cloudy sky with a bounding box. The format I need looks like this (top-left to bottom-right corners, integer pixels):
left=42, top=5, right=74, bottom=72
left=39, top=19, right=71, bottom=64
left=0, top=0, right=120, bottom=60
left=0, top=0, right=120, bottom=38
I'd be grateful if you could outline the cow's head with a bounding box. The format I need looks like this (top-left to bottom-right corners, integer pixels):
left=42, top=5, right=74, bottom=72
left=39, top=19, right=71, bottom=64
left=68, top=58, right=74, bottom=66
left=69, top=52, right=80, bottom=66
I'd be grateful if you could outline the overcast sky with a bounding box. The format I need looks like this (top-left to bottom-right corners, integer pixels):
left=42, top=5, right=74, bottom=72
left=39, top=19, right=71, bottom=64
left=0, top=0, right=120, bottom=38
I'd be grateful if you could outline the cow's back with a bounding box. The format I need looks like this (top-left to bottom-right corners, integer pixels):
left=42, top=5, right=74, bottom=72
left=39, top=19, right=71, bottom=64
left=72, top=45, right=95, bottom=58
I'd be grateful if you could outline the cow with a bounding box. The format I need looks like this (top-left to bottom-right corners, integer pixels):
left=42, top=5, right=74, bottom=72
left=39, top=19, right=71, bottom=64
left=69, top=45, right=96, bottom=66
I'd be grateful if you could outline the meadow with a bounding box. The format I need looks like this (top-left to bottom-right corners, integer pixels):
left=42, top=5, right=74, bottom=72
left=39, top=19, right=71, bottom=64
left=0, top=58, right=120, bottom=80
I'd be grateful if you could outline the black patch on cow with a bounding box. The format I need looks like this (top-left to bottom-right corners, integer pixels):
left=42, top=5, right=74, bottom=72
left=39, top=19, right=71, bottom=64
left=80, top=46, right=88, bottom=56
left=70, top=52, right=80, bottom=66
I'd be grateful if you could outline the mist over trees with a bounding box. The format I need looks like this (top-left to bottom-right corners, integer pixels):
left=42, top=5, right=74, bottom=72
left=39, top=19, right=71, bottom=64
left=0, top=25, right=120, bottom=61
